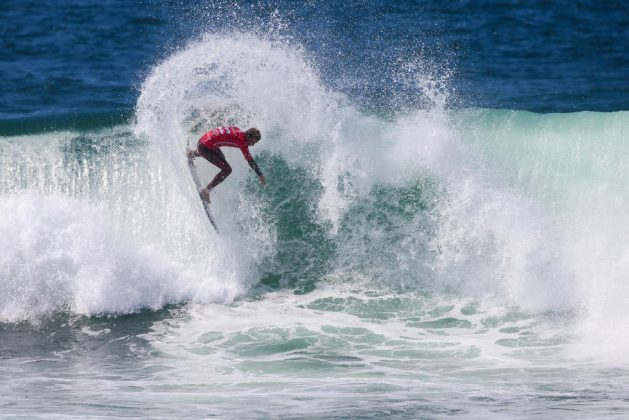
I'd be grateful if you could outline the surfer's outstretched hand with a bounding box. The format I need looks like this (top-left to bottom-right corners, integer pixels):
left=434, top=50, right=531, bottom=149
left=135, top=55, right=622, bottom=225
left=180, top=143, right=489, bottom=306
left=187, top=148, right=198, bottom=159
left=259, top=175, right=267, bottom=186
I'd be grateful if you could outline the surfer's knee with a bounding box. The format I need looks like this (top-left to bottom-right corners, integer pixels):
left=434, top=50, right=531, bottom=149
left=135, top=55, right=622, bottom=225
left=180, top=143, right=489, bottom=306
left=222, top=164, right=232, bottom=176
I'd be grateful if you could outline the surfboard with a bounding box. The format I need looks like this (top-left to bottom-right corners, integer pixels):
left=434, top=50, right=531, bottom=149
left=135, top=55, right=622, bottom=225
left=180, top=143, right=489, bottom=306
left=186, top=148, right=219, bottom=233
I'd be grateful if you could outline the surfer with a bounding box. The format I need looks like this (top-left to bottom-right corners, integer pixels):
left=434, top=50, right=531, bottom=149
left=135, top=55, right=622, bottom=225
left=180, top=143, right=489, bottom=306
left=188, top=126, right=266, bottom=202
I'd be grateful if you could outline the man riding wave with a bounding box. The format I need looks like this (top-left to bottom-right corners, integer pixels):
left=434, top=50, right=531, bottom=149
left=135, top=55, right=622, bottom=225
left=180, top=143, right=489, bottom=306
left=188, top=126, right=266, bottom=202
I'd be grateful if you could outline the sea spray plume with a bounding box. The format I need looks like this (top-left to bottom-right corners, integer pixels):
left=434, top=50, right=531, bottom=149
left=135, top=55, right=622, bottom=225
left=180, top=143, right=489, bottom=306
left=134, top=31, right=575, bottom=313
left=141, top=33, right=354, bottom=290
left=133, top=34, right=336, bottom=288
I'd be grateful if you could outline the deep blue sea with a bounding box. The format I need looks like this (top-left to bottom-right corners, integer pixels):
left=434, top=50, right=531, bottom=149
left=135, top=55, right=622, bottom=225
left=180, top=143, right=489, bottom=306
left=1, top=1, right=629, bottom=418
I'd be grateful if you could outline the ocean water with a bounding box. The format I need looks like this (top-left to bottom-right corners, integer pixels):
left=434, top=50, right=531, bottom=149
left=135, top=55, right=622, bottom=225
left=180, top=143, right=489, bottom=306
left=1, top=1, right=629, bottom=418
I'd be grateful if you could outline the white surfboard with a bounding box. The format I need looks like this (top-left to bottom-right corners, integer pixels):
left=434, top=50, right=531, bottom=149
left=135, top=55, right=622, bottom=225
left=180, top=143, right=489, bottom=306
left=186, top=149, right=219, bottom=233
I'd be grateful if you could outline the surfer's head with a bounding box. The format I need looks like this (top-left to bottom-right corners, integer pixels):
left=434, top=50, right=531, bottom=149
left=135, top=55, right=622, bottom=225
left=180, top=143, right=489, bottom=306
left=245, top=127, right=261, bottom=146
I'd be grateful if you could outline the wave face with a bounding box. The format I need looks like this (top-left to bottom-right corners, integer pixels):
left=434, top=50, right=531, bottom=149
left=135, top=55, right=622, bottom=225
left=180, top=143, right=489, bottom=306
left=1, top=34, right=628, bottom=359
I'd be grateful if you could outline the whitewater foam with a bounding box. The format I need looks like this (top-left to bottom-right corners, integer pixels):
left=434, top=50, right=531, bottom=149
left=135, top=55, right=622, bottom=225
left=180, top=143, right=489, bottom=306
left=0, top=192, right=239, bottom=322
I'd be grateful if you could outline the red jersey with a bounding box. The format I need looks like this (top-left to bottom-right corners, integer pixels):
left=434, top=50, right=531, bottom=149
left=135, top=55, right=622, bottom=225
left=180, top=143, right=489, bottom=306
left=198, top=126, right=253, bottom=161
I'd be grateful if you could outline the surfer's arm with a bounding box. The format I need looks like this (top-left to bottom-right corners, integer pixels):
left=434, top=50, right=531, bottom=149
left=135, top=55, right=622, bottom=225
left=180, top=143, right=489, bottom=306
left=248, top=159, right=266, bottom=185
left=240, top=144, right=265, bottom=185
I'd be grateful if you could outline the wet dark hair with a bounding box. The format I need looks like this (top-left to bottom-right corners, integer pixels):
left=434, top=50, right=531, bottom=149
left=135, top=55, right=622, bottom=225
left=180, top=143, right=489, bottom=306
left=245, top=127, right=261, bottom=141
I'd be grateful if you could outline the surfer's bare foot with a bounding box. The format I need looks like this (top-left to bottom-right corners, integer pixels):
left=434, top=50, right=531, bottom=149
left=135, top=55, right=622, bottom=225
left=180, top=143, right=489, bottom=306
left=199, top=188, right=210, bottom=203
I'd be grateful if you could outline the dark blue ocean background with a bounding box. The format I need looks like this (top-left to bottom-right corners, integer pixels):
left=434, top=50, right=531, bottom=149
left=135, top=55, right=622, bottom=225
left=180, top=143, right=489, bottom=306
left=1, top=0, right=627, bottom=132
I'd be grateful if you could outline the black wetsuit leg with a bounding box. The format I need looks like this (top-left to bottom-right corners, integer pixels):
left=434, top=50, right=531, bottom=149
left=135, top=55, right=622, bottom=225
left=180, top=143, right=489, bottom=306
left=197, top=142, right=232, bottom=190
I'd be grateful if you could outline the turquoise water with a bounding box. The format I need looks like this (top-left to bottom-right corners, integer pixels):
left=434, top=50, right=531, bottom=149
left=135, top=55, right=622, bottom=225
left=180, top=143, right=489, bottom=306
left=2, top=2, right=629, bottom=418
